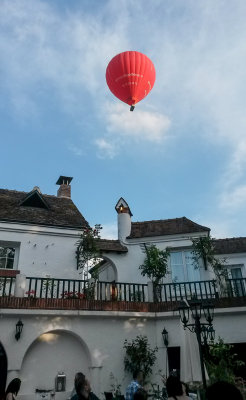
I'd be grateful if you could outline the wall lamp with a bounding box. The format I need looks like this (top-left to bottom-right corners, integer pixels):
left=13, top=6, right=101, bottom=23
left=15, top=320, right=24, bottom=341
left=162, top=327, right=169, bottom=347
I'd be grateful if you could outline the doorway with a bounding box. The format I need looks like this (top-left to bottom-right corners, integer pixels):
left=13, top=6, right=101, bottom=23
left=0, top=343, right=7, bottom=400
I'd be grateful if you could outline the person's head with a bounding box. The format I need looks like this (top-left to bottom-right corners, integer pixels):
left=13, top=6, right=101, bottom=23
left=181, top=381, right=189, bottom=396
left=133, top=389, right=148, bottom=400
left=74, top=372, right=85, bottom=385
left=133, top=370, right=143, bottom=385
left=75, top=375, right=90, bottom=399
left=206, top=381, right=243, bottom=400
left=166, top=376, right=183, bottom=398
left=5, top=379, right=21, bottom=396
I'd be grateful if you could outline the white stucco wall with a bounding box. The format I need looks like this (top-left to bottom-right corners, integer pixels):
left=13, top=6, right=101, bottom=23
left=1, top=306, right=246, bottom=400
left=0, top=222, right=82, bottom=279
left=102, top=232, right=214, bottom=284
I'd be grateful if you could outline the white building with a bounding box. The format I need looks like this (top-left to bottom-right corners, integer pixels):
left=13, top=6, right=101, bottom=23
left=0, top=178, right=245, bottom=400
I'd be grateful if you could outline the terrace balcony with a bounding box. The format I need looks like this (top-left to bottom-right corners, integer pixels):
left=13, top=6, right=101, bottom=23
left=0, top=276, right=245, bottom=312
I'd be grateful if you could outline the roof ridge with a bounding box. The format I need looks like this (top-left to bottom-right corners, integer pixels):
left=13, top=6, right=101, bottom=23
left=0, top=188, right=73, bottom=200
left=132, top=217, right=186, bottom=224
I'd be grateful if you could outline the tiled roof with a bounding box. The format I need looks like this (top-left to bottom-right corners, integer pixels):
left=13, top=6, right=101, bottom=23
left=213, top=237, right=246, bottom=254
left=128, top=217, right=210, bottom=238
left=96, top=239, right=128, bottom=253
left=0, top=189, right=89, bottom=229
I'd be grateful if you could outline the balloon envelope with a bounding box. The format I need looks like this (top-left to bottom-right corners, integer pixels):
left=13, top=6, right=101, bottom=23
left=106, top=51, right=156, bottom=108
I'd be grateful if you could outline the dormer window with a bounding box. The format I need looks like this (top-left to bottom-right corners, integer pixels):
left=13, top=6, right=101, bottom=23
left=20, top=188, right=49, bottom=209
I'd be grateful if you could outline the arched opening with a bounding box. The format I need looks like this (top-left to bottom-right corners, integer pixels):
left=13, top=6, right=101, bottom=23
left=93, top=256, right=118, bottom=282
left=0, top=343, right=7, bottom=400
left=20, top=330, right=91, bottom=398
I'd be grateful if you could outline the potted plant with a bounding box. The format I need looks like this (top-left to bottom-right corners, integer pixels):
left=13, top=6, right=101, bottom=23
left=123, top=335, right=158, bottom=382
left=139, top=244, right=170, bottom=302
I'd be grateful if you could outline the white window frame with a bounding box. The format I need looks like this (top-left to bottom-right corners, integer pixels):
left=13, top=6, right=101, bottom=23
left=170, top=249, right=201, bottom=283
left=0, top=241, right=20, bottom=270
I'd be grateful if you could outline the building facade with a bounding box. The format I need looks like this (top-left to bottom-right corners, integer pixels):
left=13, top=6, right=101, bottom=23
left=0, top=179, right=245, bottom=400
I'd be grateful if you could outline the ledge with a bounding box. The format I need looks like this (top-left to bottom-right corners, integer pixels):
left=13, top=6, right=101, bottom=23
left=0, top=296, right=245, bottom=312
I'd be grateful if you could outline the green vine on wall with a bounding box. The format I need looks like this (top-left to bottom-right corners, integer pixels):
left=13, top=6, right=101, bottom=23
left=191, top=236, right=228, bottom=284
left=76, top=224, right=102, bottom=276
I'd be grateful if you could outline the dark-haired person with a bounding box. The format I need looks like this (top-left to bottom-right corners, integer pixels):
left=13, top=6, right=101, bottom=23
left=206, top=381, right=243, bottom=400
left=5, top=378, right=21, bottom=400
left=74, top=375, right=100, bottom=400
left=166, top=376, right=190, bottom=400
left=71, top=373, right=86, bottom=400
left=125, top=371, right=143, bottom=400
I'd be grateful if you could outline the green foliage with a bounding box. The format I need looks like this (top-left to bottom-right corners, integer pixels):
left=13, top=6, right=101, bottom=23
left=139, top=245, right=170, bottom=284
left=76, top=224, right=102, bottom=273
left=192, top=236, right=228, bottom=288
left=204, top=337, right=245, bottom=384
left=191, top=236, right=214, bottom=270
left=123, top=335, right=158, bottom=381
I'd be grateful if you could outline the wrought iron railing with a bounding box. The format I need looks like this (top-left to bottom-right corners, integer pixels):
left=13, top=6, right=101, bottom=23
left=96, top=281, right=148, bottom=302
left=0, top=276, right=16, bottom=297
left=0, top=276, right=245, bottom=302
left=225, top=277, right=246, bottom=298
left=155, top=280, right=218, bottom=303
left=26, top=277, right=88, bottom=299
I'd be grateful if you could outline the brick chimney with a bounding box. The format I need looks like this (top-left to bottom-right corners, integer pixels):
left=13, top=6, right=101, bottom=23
left=56, top=176, right=73, bottom=198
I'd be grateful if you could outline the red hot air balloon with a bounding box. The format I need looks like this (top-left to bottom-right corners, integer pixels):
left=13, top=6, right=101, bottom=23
left=106, top=51, right=156, bottom=111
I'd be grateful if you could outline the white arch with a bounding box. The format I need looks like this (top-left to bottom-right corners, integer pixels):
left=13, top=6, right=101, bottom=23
left=20, top=329, right=92, bottom=398
left=97, top=255, right=118, bottom=282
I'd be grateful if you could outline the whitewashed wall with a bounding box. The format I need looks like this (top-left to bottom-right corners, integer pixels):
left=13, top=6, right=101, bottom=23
left=101, top=233, right=214, bottom=284
left=1, top=307, right=246, bottom=400
left=0, top=222, right=81, bottom=279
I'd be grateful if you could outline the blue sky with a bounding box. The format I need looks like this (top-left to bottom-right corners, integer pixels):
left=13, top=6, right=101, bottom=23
left=1, top=0, right=246, bottom=239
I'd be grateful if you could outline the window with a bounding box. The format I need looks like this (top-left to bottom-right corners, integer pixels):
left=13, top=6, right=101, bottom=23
left=0, top=247, right=15, bottom=269
left=227, top=265, right=245, bottom=297
left=171, top=250, right=200, bottom=282
left=0, top=242, right=19, bottom=270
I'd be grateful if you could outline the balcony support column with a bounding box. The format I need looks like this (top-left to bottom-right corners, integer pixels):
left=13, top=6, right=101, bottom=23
left=147, top=281, right=154, bottom=302
left=14, top=274, right=26, bottom=298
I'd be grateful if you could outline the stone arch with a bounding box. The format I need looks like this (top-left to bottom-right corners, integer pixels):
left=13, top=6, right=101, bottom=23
left=20, top=329, right=91, bottom=398
left=0, top=342, right=7, bottom=400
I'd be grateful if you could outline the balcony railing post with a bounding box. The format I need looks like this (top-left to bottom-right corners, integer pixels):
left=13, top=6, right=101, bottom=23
left=14, top=274, right=26, bottom=298
left=147, top=281, right=154, bottom=302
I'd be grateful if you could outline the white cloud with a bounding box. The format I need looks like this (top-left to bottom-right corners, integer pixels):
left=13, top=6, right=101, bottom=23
left=220, top=184, right=246, bottom=211
left=104, top=103, right=171, bottom=143
left=94, top=103, right=171, bottom=158
left=94, top=138, right=118, bottom=159
left=67, top=144, right=84, bottom=157
left=101, top=223, right=118, bottom=239
left=0, top=0, right=129, bottom=116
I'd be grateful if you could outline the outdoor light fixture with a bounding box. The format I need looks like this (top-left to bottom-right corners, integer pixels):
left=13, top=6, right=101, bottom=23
left=189, top=299, right=202, bottom=319
left=162, top=328, right=169, bottom=347
left=177, top=299, right=215, bottom=390
left=15, top=320, right=24, bottom=341
left=162, top=328, right=169, bottom=379
left=178, top=301, right=190, bottom=326
left=203, top=301, right=215, bottom=325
